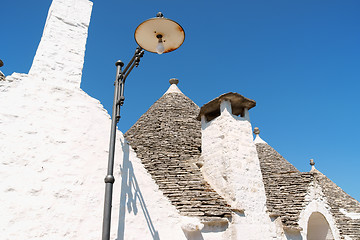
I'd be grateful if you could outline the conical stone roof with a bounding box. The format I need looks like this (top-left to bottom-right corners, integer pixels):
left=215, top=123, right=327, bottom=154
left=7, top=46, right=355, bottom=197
left=256, top=143, right=313, bottom=230
left=125, top=81, right=231, bottom=222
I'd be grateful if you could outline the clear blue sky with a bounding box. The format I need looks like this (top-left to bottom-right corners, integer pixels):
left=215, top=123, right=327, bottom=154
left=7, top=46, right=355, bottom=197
left=2, top=1, right=360, bottom=201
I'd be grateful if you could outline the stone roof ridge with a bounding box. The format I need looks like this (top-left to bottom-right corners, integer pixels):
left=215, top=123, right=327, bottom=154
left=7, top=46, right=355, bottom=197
left=163, top=78, right=183, bottom=95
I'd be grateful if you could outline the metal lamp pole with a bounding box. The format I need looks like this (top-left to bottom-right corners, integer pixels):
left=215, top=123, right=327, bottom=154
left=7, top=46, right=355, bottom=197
left=101, top=12, right=185, bottom=240
left=102, top=47, right=144, bottom=240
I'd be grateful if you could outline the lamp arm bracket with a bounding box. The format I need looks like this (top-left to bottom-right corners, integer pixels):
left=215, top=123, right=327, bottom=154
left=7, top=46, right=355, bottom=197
left=121, top=46, right=144, bottom=76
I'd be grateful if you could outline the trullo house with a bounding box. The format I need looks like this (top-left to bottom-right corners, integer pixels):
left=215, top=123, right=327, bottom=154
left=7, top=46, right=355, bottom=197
left=1, top=0, right=359, bottom=239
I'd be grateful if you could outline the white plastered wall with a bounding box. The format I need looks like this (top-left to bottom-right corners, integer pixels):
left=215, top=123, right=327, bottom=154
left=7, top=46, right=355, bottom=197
left=28, top=0, right=92, bottom=88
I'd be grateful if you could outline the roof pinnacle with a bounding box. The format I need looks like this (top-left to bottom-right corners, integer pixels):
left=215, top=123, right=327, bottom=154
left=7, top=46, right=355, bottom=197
left=169, top=78, right=179, bottom=85
left=253, top=127, right=267, bottom=144
left=310, top=159, right=316, bottom=171
left=164, top=78, right=182, bottom=95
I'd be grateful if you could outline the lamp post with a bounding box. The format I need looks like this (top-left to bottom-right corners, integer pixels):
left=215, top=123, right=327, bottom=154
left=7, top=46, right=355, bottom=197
left=102, top=12, right=185, bottom=240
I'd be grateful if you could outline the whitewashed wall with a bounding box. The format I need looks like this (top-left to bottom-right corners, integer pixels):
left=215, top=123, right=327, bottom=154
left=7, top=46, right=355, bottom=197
left=28, top=0, right=92, bottom=88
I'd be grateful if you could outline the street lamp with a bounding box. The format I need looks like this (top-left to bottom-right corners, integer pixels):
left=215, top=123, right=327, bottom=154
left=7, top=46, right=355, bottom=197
left=102, top=12, right=185, bottom=240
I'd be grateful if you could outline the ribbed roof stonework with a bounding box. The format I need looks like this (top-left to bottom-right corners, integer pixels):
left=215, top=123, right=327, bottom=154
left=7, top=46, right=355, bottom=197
left=314, top=171, right=360, bottom=239
left=125, top=91, right=231, bottom=222
left=256, top=143, right=313, bottom=230
left=256, top=142, right=360, bottom=237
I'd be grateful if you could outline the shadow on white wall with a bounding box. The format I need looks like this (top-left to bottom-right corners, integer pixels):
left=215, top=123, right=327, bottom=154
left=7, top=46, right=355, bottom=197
left=117, top=141, right=160, bottom=240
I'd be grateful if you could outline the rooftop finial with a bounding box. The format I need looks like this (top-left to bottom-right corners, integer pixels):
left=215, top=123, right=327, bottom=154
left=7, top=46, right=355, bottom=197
left=253, top=127, right=267, bottom=144
left=169, top=78, right=179, bottom=85
left=164, top=78, right=182, bottom=95
left=310, top=159, right=316, bottom=171
left=310, top=159, right=315, bottom=166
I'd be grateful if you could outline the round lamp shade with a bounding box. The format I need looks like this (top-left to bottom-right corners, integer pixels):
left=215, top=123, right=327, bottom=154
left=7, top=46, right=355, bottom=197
left=135, top=15, right=185, bottom=54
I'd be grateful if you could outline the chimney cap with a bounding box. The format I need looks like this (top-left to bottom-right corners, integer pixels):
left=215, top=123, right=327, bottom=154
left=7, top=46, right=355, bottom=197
left=197, top=92, right=256, bottom=121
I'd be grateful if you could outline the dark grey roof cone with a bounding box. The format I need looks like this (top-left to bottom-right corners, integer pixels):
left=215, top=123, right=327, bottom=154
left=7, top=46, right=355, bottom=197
left=125, top=79, right=231, bottom=222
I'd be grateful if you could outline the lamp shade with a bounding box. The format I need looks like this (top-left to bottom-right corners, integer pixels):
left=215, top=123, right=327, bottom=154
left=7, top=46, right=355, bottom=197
left=135, top=13, right=185, bottom=54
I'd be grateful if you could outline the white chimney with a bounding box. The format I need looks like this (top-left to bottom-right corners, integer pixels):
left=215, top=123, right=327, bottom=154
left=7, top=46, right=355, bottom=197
left=197, top=93, right=273, bottom=236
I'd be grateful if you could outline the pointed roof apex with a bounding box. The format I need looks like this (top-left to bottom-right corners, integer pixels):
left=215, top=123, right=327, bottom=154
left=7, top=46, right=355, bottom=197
left=164, top=78, right=183, bottom=95
left=254, top=127, right=267, bottom=144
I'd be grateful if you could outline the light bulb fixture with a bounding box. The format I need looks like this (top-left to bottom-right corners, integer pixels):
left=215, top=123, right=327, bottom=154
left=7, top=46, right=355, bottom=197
left=135, top=12, right=185, bottom=54
left=156, top=34, right=165, bottom=54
